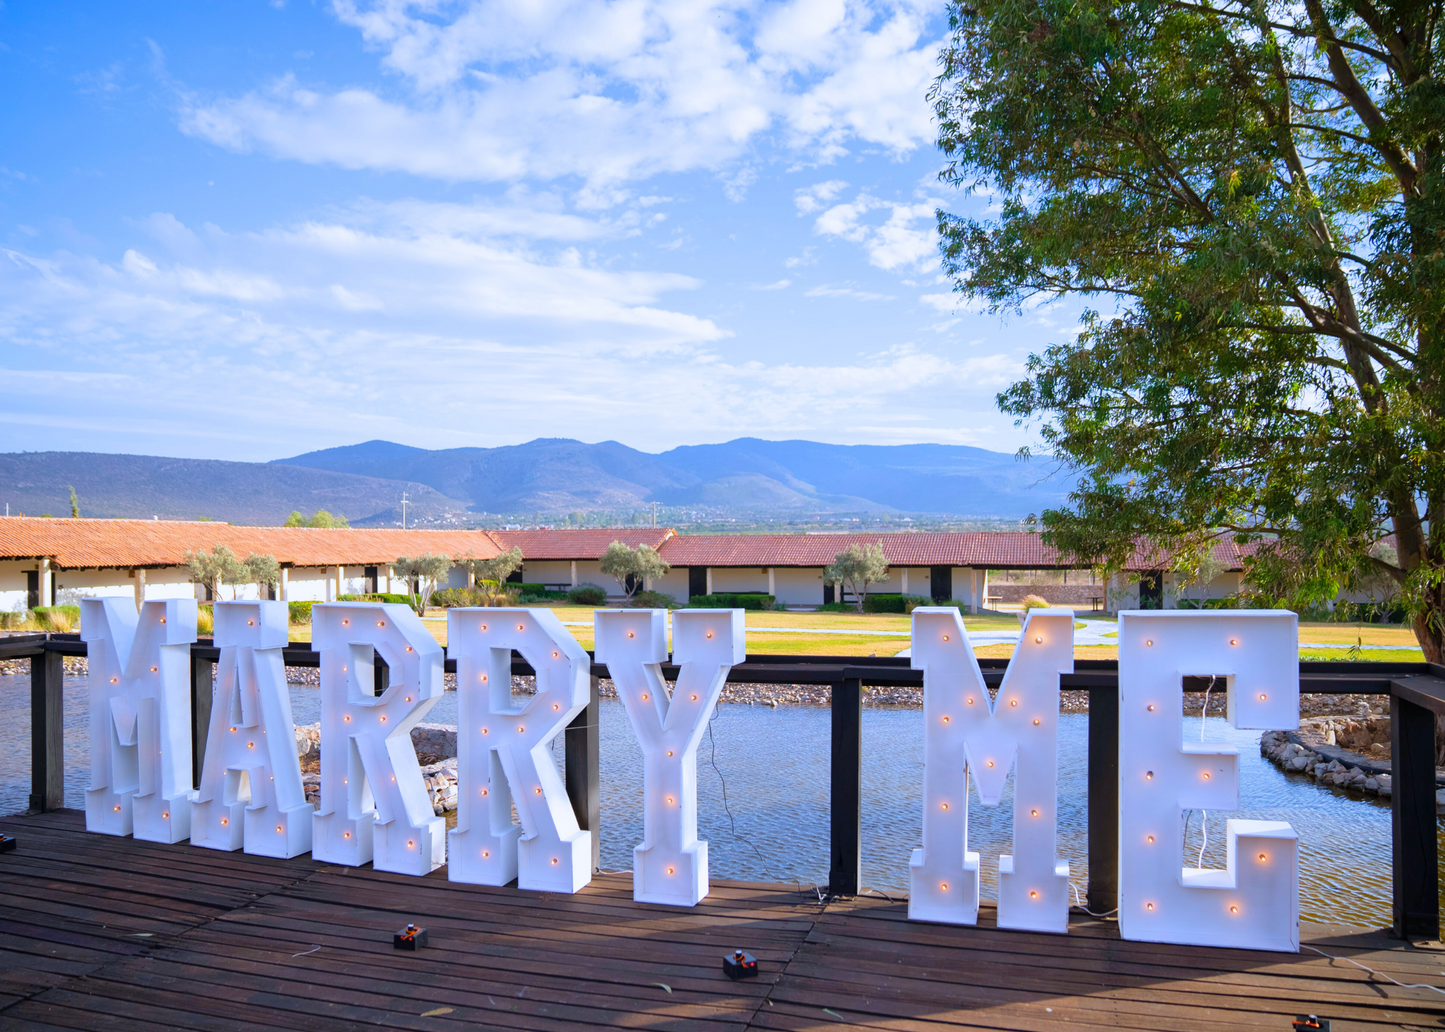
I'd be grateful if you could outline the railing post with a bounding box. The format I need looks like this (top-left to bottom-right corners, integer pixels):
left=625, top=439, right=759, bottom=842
left=29, top=644, right=64, bottom=813
left=1391, top=690, right=1439, bottom=941
left=1087, top=682, right=1120, bottom=915
left=191, top=651, right=215, bottom=790
left=829, top=676, right=863, bottom=897
left=566, top=674, right=601, bottom=872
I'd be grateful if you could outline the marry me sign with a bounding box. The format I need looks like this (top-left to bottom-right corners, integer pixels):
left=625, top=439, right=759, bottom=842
left=81, top=598, right=1300, bottom=952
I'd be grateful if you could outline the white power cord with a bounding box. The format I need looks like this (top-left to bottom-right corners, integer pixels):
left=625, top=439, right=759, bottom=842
left=1196, top=676, right=1214, bottom=868
left=1070, top=881, right=1118, bottom=919
left=1302, top=945, right=1445, bottom=997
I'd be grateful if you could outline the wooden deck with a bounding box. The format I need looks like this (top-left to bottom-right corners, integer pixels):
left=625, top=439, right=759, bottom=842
left=0, top=812, right=1440, bottom=1032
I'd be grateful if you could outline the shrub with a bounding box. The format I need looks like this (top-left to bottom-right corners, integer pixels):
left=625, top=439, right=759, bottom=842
left=687, top=593, right=775, bottom=610
left=338, top=593, right=412, bottom=605
left=31, top=605, right=80, bottom=632
left=1020, top=594, right=1051, bottom=611
left=288, top=601, right=316, bottom=624
left=567, top=583, right=608, bottom=605
left=518, top=592, right=566, bottom=604
left=817, top=602, right=854, bottom=612
left=430, top=588, right=483, bottom=608
left=0, top=610, right=26, bottom=630
left=630, top=590, right=679, bottom=609
left=196, top=604, right=214, bottom=636
left=1175, top=597, right=1237, bottom=611
left=860, top=593, right=931, bottom=614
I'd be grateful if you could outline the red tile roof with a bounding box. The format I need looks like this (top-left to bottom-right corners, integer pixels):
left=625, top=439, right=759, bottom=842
left=0, top=517, right=503, bottom=570
left=492, top=528, right=675, bottom=560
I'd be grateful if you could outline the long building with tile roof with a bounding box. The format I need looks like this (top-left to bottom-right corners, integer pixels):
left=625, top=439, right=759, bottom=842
left=0, top=517, right=1254, bottom=612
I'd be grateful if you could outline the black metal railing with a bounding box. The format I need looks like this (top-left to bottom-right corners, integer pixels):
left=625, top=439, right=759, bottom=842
left=3, top=632, right=1440, bottom=940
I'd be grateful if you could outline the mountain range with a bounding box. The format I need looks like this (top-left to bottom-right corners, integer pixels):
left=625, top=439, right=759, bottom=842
left=0, top=438, right=1082, bottom=525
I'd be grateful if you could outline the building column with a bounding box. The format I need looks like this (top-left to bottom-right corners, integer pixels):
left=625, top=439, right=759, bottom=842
left=466, top=566, right=476, bottom=588
left=570, top=560, right=578, bottom=588
left=705, top=568, right=713, bottom=595
left=385, top=566, right=393, bottom=593
left=39, top=559, right=53, bottom=607
left=331, top=565, right=343, bottom=601
left=280, top=566, right=290, bottom=602
left=767, top=567, right=776, bottom=596
left=900, top=568, right=908, bottom=595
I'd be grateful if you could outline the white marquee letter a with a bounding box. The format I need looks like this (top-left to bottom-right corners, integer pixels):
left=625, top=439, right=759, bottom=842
left=909, top=607, right=1074, bottom=932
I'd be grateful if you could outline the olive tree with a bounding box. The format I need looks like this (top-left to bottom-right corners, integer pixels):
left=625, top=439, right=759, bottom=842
left=599, top=541, right=670, bottom=601
left=467, top=546, right=525, bottom=605
left=185, top=545, right=245, bottom=601
left=825, top=543, right=890, bottom=612
left=393, top=553, right=454, bottom=614
left=243, top=553, right=282, bottom=598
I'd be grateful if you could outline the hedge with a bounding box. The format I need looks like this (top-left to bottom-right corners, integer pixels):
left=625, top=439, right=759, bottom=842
left=860, top=593, right=932, bottom=614
left=686, top=593, right=775, bottom=610
left=338, top=593, right=411, bottom=605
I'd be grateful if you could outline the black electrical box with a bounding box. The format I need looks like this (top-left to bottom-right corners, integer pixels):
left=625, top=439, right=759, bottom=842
left=1292, top=1017, right=1330, bottom=1031
left=723, top=949, right=758, bottom=980
left=0, top=835, right=15, bottom=854
left=393, top=924, right=428, bottom=950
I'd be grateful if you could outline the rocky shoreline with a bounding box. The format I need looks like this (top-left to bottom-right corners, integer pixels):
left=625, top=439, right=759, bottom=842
left=1260, top=716, right=1445, bottom=812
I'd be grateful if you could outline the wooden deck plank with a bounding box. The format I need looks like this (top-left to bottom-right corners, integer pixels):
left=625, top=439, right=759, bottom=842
left=0, top=813, right=1440, bottom=1032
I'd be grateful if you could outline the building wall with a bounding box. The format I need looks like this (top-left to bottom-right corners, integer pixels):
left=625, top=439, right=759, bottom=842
left=651, top=567, right=690, bottom=602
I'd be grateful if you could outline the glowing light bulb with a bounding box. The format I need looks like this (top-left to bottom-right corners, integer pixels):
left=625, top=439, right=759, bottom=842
left=405, top=696, right=412, bottom=702
left=1229, top=905, right=1239, bottom=915
left=1257, top=853, right=1267, bottom=862
left=482, top=728, right=489, bottom=734
left=344, top=715, right=350, bottom=722
left=986, top=760, right=995, bottom=768
left=941, top=882, right=949, bottom=890
left=1034, top=636, right=1042, bottom=644
left=1032, top=717, right=1041, bottom=726
left=666, top=750, right=674, bottom=757
left=1009, top=699, right=1018, bottom=707
left=150, top=666, right=157, bottom=672
left=344, top=831, right=351, bottom=839
left=276, top=825, right=282, bottom=833
left=481, top=788, right=488, bottom=796
left=407, top=840, right=414, bottom=848
left=551, top=858, right=558, bottom=865
left=113, top=805, right=120, bottom=812
left=942, top=716, right=951, bottom=724
left=1146, top=835, right=1155, bottom=844
left=481, top=624, right=488, bottom=631
left=1230, top=638, right=1238, bottom=646
left=517, top=624, right=524, bottom=631
left=342, top=620, right=349, bottom=626
left=1030, top=809, right=1039, bottom=817
left=667, top=797, right=675, bottom=805
left=535, top=787, right=542, bottom=795
left=1258, top=693, right=1267, bottom=701
left=942, top=634, right=950, bottom=641
left=552, top=651, right=559, bottom=658
left=247, top=741, right=254, bottom=749
left=941, top=802, right=949, bottom=810
left=230, top=726, right=237, bottom=732
left=1030, top=891, right=1039, bottom=899
left=1146, top=902, right=1155, bottom=911
left=1145, top=771, right=1153, bottom=780
left=666, top=867, right=675, bottom=875
left=110, top=677, right=118, bottom=684
left=966, top=697, right=975, bottom=705
left=517, top=726, right=525, bottom=733
left=481, top=674, right=488, bottom=682
left=642, top=693, right=649, bottom=701
left=1202, top=772, right=1211, bottom=780
left=247, top=619, right=254, bottom=626
left=377, top=620, right=385, bottom=627
left=406, top=646, right=413, bottom=652
left=220, top=818, right=229, bottom=826
left=627, top=631, right=634, bottom=638
left=482, top=850, right=490, bottom=858
left=553, top=703, right=560, bottom=710
left=690, top=694, right=698, bottom=701
left=706, top=631, right=713, bottom=639
left=1147, top=704, right=1156, bottom=712
left=160, top=617, right=166, bottom=624
left=1145, top=639, right=1153, bottom=647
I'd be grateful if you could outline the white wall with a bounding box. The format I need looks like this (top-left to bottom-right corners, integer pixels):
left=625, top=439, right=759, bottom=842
left=651, top=567, right=689, bottom=602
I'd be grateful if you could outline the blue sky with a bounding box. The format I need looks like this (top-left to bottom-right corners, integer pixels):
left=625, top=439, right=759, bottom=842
left=1, top=0, right=1076, bottom=462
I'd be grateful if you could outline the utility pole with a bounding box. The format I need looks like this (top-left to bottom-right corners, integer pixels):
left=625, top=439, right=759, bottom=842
left=400, top=492, right=409, bottom=530
left=652, top=501, right=658, bottom=527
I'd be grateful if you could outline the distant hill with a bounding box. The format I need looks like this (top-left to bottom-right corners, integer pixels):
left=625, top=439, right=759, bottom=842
left=0, top=452, right=466, bottom=526
left=275, top=437, right=1080, bottom=518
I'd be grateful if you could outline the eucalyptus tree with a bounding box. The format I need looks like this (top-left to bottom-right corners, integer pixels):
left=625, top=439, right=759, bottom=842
left=933, top=0, right=1445, bottom=655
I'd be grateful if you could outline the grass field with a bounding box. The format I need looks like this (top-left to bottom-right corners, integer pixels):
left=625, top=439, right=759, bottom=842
left=281, top=606, right=1427, bottom=661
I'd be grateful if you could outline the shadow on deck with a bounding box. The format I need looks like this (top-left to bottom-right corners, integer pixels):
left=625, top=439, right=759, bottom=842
left=0, top=811, right=1440, bottom=1031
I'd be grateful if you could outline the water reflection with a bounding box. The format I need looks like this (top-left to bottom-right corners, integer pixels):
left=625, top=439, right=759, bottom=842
left=0, top=674, right=1411, bottom=927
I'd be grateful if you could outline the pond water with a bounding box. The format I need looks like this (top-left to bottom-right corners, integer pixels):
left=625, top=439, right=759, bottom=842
left=0, top=673, right=1418, bottom=928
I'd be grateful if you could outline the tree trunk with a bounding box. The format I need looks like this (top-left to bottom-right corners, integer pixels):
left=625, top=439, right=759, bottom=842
left=1409, top=607, right=1445, bottom=766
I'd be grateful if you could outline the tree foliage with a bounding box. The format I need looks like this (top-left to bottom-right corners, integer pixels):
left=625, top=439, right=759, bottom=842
left=243, top=553, right=281, bottom=593
left=285, top=509, right=349, bottom=528
left=933, top=0, right=1445, bottom=655
left=825, top=543, right=891, bottom=612
left=599, top=541, right=670, bottom=600
left=467, top=546, right=525, bottom=604
left=393, top=553, right=454, bottom=614
left=185, top=545, right=244, bottom=601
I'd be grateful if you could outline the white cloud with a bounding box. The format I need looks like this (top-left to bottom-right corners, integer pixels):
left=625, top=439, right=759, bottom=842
left=794, top=179, right=848, bottom=214
left=179, top=0, right=945, bottom=190
left=805, top=284, right=895, bottom=301
left=811, top=189, right=940, bottom=271
left=753, top=279, right=792, bottom=290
